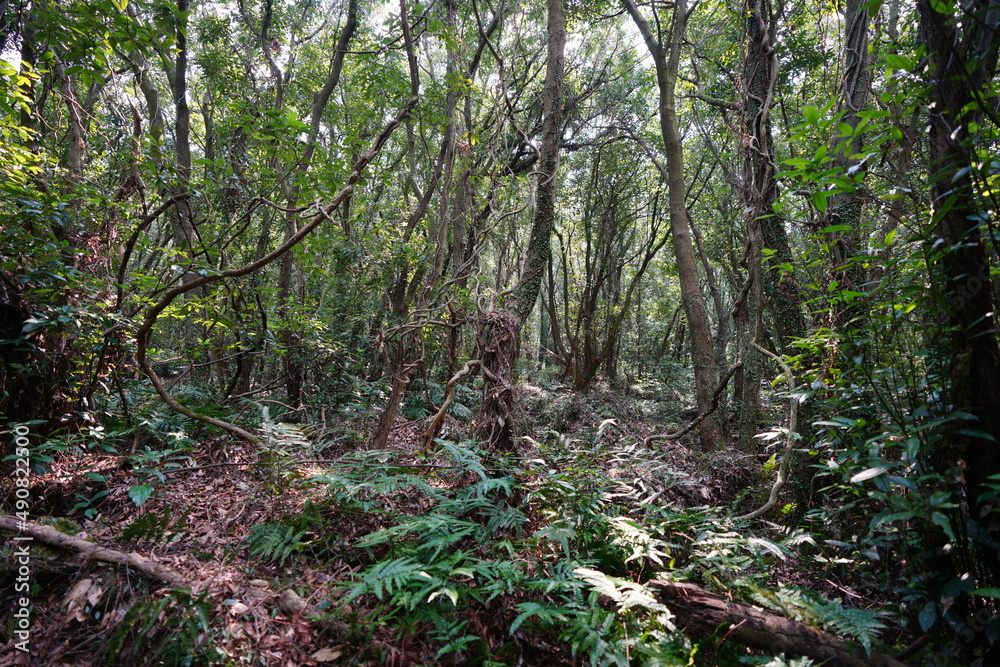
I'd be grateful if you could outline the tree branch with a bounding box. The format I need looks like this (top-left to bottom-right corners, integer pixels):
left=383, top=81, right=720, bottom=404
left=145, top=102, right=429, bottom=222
left=0, top=516, right=189, bottom=588
left=736, top=342, right=798, bottom=521
left=135, top=95, right=419, bottom=445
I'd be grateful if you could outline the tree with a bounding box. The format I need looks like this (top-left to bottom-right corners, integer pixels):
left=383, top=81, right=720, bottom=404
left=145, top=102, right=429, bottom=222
left=624, top=0, right=726, bottom=449
left=917, top=0, right=1000, bottom=627
left=475, top=0, right=565, bottom=453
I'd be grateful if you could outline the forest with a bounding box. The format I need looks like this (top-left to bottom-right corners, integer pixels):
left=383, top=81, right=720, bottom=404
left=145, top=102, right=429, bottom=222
left=1, top=0, right=1000, bottom=664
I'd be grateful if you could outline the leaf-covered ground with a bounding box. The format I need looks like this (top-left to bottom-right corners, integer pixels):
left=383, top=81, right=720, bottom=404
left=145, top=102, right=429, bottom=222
left=1, top=386, right=904, bottom=666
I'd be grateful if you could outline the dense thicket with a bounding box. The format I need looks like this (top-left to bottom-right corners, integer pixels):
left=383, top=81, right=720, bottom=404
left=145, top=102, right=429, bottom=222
left=3, top=0, right=1000, bottom=664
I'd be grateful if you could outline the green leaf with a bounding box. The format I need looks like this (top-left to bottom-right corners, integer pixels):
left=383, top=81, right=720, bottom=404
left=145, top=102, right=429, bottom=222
left=803, top=105, right=821, bottom=124
left=919, top=602, right=937, bottom=632
left=428, top=587, right=459, bottom=605
left=973, top=588, right=1000, bottom=598
left=850, top=466, right=888, bottom=483
left=931, top=511, right=955, bottom=540
left=819, top=224, right=853, bottom=234
left=128, top=484, right=154, bottom=507
left=885, top=475, right=917, bottom=491
left=956, top=428, right=997, bottom=442
left=870, top=510, right=916, bottom=529
left=21, top=318, right=49, bottom=333
left=783, top=158, right=812, bottom=169
left=812, top=190, right=831, bottom=213
left=884, top=53, right=913, bottom=70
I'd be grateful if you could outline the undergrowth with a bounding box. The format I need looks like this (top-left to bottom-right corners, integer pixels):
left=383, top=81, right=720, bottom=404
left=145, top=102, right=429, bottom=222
left=2, top=405, right=896, bottom=666
left=266, top=434, right=888, bottom=665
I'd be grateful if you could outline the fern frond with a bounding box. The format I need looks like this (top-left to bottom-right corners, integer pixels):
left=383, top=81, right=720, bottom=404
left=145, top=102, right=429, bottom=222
left=349, top=556, right=426, bottom=601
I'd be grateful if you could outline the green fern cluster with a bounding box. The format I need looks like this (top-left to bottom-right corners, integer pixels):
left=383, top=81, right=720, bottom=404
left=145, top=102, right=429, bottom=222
left=749, top=585, right=887, bottom=655
left=289, top=434, right=895, bottom=665
left=104, top=590, right=217, bottom=666
left=299, top=439, right=694, bottom=664
left=244, top=523, right=310, bottom=565
left=257, top=406, right=314, bottom=493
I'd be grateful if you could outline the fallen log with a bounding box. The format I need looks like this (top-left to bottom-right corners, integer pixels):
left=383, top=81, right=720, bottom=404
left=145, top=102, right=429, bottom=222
left=649, top=580, right=911, bottom=667
left=0, top=515, right=189, bottom=588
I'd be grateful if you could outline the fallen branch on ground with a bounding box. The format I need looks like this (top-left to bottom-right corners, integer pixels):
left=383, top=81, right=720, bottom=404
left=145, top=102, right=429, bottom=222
left=1, top=515, right=345, bottom=637
left=649, top=580, right=910, bottom=667
left=0, top=515, right=189, bottom=588
left=644, top=360, right=742, bottom=446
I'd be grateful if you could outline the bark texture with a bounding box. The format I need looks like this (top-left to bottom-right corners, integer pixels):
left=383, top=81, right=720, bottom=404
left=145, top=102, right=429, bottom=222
left=475, top=0, right=565, bottom=453
left=649, top=580, right=910, bottom=667
left=625, top=0, right=725, bottom=449
left=917, top=0, right=1000, bottom=593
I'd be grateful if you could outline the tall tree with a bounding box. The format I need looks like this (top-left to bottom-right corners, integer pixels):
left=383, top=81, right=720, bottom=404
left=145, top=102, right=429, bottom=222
left=917, top=0, right=1000, bottom=604
left=475, top=0, right=565, bottom=453
left=824, top=0, right=872, bottom=328
left=624, top=0, right=726, bottom=449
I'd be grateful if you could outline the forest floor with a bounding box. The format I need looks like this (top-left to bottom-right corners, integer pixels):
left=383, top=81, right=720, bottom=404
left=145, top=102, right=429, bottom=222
left=0, top=384, right=902, bottom=666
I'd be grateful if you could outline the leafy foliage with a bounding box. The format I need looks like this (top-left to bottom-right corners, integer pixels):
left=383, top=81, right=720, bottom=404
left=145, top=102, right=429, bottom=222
left=103, top=590, right=218, bottom=667
left=244, top=523, right=310, bottom=566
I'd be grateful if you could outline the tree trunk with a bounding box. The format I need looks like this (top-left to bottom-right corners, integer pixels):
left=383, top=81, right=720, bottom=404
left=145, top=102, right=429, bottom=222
left=917, top=0, right=1000, bottom=599
left=273, top=0, right=359, bottom=411
left=648, top=580, right=910, bottom=667
left=475, top=0, right=565, bottom=453
left=169, top=0, right=195, bottom=255
left=824, top=0, right=872, bottom=329
left=54, top=63, right=85, bottom=186
left=624, top=0, right=725, bottom=449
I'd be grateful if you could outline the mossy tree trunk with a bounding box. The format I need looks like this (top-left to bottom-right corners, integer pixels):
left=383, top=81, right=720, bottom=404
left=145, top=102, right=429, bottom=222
left=475, top=0, right=565, bottom=453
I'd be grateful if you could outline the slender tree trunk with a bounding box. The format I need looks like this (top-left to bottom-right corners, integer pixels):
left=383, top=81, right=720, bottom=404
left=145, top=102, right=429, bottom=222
left=54, top=63, right=84, bottom=186
left=371, top=0, right=459, bottom=449
left=270, top=0, right=358, bottom=411
left=735, top=0, right=775, bottom=452
left=741, top=0, right=807, bottom=353
left=624, top=0, right=725, bottom=449
left=475, top=0, right=565, bottom=453
left=824, top=0, right=872, bottom=326
left=690, top=217, right=726, bottom=369
left=169, top=0, right=195, bottom=254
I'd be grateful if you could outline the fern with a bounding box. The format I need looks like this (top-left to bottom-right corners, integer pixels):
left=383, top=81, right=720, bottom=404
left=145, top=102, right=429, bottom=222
left=437, top=439, right=489, bottom=479
left=574, top=568, right=671, bottom=617
left=259, top=406, right=311, bottom=453
left=608, top=516, right=671, bottom=566
left=104, top=590, right=214, bottom=666
left=749, top=585, right=886, bottom=655
left=510, top=601, right=569, bottom=634
left=245, top=523, right=308, bottom=565
left=817, top=600, right=887, bottom=656
left=348, top=556, right=425, bottom=601
left=559, top=605, right=629, bottom=667
left=105, top=598, right=152, bottom=665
